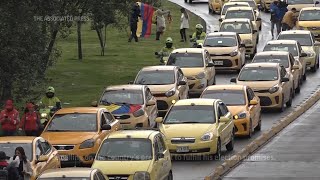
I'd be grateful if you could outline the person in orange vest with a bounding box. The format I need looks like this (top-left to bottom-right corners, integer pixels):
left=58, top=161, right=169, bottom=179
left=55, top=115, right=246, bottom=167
left=19, top=103, right=40, bottom=136
left=0, top=100, right=20, bottom=136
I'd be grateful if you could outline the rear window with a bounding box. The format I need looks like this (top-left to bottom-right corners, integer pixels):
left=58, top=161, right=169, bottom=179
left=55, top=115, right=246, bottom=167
left=252, top=55, right=289, bottom=68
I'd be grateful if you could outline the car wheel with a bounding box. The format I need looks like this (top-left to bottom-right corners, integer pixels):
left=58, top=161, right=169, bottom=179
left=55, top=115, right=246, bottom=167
left=295, top=79, right=301, bottom=93
left=278, top=95, right=285, bottom=112
left=167, top=171, right=173, bottom=180
left=214, top=139, right=221, bottom=160
left=286, top=90, right=293, bottom=107
left=255, top=115, right=262, bottom=131
left=226, top=130, right=234, bottom=151
left=247, top=119, right=253, bottom=138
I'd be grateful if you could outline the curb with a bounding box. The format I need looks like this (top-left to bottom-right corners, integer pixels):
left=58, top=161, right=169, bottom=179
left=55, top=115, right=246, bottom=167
left=204, top=89, right=320, bottom=180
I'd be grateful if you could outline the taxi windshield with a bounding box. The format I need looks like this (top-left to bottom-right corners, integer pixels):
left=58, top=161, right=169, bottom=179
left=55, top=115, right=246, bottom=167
left=277, top=34, right=312, bottom=46
left=46, top=113, right=97, bottom=132
left=287, top=0, right=314, bottom=4
left=167, top=53, right=204, bottom=68
left=204, top=36, right=237, bottom=47
left=38, top=178, right=90, bottom=180
left=238, top=67, right=279, bottom=81
left=220, top=22, right=252, bottom=34
left=202, top=90, right=246, bottom=105
left=225, top=10, right=254, bottom=21
left=96, top=139, right=152, bottom=161
left=253, top=55, right=289, bottom=68
left=135, top=70, right=175, bottom=85
left=263, top=44, right=298, bottom=56
left=164, top=105, right=215, bottom=124
left=222, top=4, right=250, bottom=15
left=231, top=0, right=256, bottom=8
left=101, top=90, right=143, bottom=105
left=0, top=143, right=33, bottom=161
left=299, top=10, right=320, bottom=21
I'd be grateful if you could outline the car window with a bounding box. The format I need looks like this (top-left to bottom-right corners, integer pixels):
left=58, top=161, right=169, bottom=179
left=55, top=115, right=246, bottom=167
left=154, top=137, right=159, bottom=155
left=94, top=174, right=99, bottom=180
left=145, top=88, right=153, bottom=101
left=101, top=113, right=107, bottom=126
left=280, top=66, right=287, bottom=78
left=311, top=33, right=315, bottom=43
left=96, top=172, right=106, bottom=180
left=220, top=22, right=252, bottom=34
left=36, top=140, right=45, bottom=156
left=104, top=112, right=114, bottom=124
left=218, top=102, right=228, bottom=117
left=246, top=88, right=254, bottom=101
left=157, top=135, right=166, bottom=153
left=289, top=54, right=295, bottom=65
left=237, top=34, right=241, bottom=46
left=40, top=140, right=51, bottom=155
left=248, top=88, right=256, bottom=100
left=226, top=10, right=254, bottom=21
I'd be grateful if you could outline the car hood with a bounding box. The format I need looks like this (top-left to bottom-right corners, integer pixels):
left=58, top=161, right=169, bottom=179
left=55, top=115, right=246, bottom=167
left=239, top=33, right=252, bottom=41
left=41, top=132, right=97, bottom=145
left=92, top=160, right=152, bottom=175
left=181, top=68, right=205, bottom=77
left=237, top=80, right=278, bottom=90
left=227, top=105, right=247, bottom=116
left=204, top=46, right=237, bottom=55
left=301, top=46, right=315, bottom=53
left=297, top=20, right=320, bottom=27
left=160, top=124, right=218, bottom=139
left=148, top=84, right=175, bottom=94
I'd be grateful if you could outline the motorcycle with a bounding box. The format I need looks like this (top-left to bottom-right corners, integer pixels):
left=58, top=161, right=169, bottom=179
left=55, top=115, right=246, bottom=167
left=189, top=35, right=204, bottom=48
left=155, top=52, right=169, bottom=65
left=38, top=105, right=58, bottom=132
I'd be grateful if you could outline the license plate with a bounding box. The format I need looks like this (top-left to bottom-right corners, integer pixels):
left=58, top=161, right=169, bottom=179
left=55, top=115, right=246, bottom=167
left=60, top=155, right=68, bottom=161
left=214, top=61, right=223, bottom=65
left=176, top=146, right=189, bottom=153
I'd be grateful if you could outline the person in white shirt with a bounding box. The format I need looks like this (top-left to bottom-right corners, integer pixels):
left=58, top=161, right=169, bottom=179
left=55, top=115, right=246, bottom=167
left=180, top=8, right=189, bottom=42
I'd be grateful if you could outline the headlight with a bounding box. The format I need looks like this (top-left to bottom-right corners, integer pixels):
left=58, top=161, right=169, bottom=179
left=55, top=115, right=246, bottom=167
left=234, top=111, right=246, bottom=119
left=201, top=132, right=213, bottom=141
left=134, top=171, right=150, bottom=180
left=230, top=50, right=238, bottom=57
left=133, top=109, right=144, bottom=117
left=41, top=113, right=48, bottom=118
left=79, top=139, right=95, bottom=149
left=196, top=72, right=205, bottom=79
left=165, top=88, right=176, bottom=97
left=269, top=84, right=279, bottom=94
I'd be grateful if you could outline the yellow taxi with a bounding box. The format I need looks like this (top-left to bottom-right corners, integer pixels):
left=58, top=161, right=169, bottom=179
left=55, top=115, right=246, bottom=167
left=166, top=48, right=216, bottom=96
left=201, top=85, right=261, bottom=137
left=0, top=136, right=61, bottom=180
left=37, top=168, right=108, bottom=180
left=93, top=85, right=158, bottom=129
left=296, top=7, right=320, bottom=40
left=252, top=51, right=302, bottom=93
left=133, top=65, right=189, bottom=116
left=202, top=32, right=246, bottom=71
left=277, top=30, right=320, bottom=72
left=223, top=7, right=262, bottom=30
left=41, top=107, right=120, bottom=167
left=208, top=0, right=229, bottom=14
left=229, top=0, right=259, bottom=12
left=231, top=63, right=294, bottom=112
left=92, top=130, right=173, bottom=180
left=220, top=2, right=250, bottom=20
left=219, top=18, right=258, bottom=58
left=286, top=0, right=317, bottom=12
left=263, top=40, right=308, bottom=81
left=156, top=99, right=234, bottom=159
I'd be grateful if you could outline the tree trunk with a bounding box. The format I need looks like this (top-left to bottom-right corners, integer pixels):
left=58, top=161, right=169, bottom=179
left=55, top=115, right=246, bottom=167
left=103, top=25, right=107, bottom=55
left=77, top=20, right=83, bottom=61
left=95, top=27, right=104, bottom=56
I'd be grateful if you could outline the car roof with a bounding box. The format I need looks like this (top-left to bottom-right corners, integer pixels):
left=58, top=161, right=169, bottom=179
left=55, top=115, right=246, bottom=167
left=106, top=85, right=145, bottom=91
left=224, top=2, right=250, bottom=5
left=222, top=18, right=251, bottom=23
left=244, top=62, right=280, bottom=68
left=174, top=98, right=218, bottom=106
left=55, top=107, right=104, bottom=114
left=301, top=7, right=320, bottom=11
left=230, top=0, right=255, bottom=2
left=227, top=6, right=253, bottom=11
left=207, top=32, right=237, bottom=36
left=140, top=65, right=177, bottom=71
left=266, top=40, right=297, bottom=45
left=205, top=84, right=245, bottom=91
left=172, top=48, right=205, bottom=53
left=39, top=168, right=96, bottom=178
left=255, top=51, right=289, bottom=56
left=279, top=30, right=311, bottom=35
left=0, top=136, right=36, bottom=143
left=107, top=130, right=158, bottom=139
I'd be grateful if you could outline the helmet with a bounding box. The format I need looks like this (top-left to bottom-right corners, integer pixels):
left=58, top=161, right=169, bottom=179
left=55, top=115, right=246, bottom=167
left=166, top=37, right=173, bottom=43
left=46, top=86, right=55, bottom=93
left=196, top=24, right=203, bottom=30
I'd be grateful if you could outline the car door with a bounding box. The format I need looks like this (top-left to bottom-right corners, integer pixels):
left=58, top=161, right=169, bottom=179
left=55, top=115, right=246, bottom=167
left=176, top=69, right=188, bottom=99
left=280, top=66, right=291, bottom=102
left=153, top=137, right=164, bottom=180
left=205, top=51, right=215, bottom=84
left=145, top=87, right=157, bottom=126
left=156, top=134, right=171, bottom=180
left=219, top=101, right=233, bottom=144
left=34, top=139, right=51, bottom=176
left=289, top=53, right=300, bottom=87
left=246, top=87, right=260, bottom=127
left=104, top=111, right=120, bottom=132
left=216, top=101, right=231, bottom=145
left=237, top=34, right=246, bottom=65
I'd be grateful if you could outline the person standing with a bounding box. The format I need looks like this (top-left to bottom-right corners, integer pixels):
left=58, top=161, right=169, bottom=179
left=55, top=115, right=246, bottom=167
left=19, top=103, right=40, bottom=136
left=11, top=147, right=32, bottom=180
left=180, top=8, right=189, bottom=42
left=282, top=8, right=297, bottom=31
left=270, top=0, right=281, bottom=39
left=155, top=9, right=171, bottom=40
left=0, top=100, right=20, bottom=136
left=278, top=0, right=288, bottom=25
left=128, top=2, right=141, bottom=42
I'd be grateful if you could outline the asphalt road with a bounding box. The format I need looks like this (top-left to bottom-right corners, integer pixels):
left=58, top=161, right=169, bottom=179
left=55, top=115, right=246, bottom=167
left=167, top=1, right=320, bottom=179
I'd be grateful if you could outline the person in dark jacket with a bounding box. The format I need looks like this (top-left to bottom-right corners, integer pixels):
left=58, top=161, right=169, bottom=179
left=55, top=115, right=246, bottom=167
left=270, top=0, right=281, bottom=39
left=128, top=2, right=141, bottom=42
left=0, top=151, right=9, bottom=169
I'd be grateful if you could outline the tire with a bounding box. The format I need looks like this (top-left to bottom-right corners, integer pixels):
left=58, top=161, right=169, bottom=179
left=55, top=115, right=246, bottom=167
left=286, top=90, right=293, bottom=107
left=167, top=171, right=173, bottom=180
left=214, top=139, right=221, bottom=160
left=226, top=130, right=234, bottom=151
left=255, top=115, right=262, bottom=131
left=247, top=119, right=253, bottom=138
left=278, top=95, right=285, bottom=112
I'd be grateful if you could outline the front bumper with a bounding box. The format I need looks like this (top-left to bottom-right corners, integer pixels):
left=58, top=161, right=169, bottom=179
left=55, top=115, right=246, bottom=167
left=113, top=114, right=149, bottom=128
left=254, top=91, right=283, bottom=109
left=56, top=146, right=97, bottom=167
left=234, top=118, right=250, bottom=136
left=167, top=139, right=218, bottom=156
left=211, top=55, right=242, bottom=70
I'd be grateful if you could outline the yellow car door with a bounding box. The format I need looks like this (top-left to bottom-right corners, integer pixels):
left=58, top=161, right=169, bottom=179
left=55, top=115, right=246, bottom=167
left=216, top=101, right=233, bottom=144
left=246, top=88, right=261, bottom=127
left=156, top=134, right=172, bottom=180
left=280, top=66, right=291, bottom=102
left=153, top=136, right=166, bottom=180
left=103, top=111, right=120, bottom=132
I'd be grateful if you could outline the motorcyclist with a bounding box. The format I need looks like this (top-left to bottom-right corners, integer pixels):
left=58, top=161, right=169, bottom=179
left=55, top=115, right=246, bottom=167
left=155, top=37, right=175, bottom=63
left=190, top=24, right=206, bottom=43
left=38, top=86, right=61, bottom=110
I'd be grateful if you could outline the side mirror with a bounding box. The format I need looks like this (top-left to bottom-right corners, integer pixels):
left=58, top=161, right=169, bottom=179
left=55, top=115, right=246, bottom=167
left=256, top=17, right=261, bottom=21
left=207, top=62, right=214, bottom=67
left=314, top=41, right=320, bottom=46
left=230, top=77, right=237, bottom=83
left=155, top=117, right=163, bottom=123
left=91, top=101, right=98, bottom=107
left=147, top=100, right=156, bottom=106
left=155, top=52, right=159, bottom=55
left=128, top=81, right=133, bottom=84
left=219, top=116, right=230, bottom=123
left=156, top=152, right=165, bottom=160
left=178, top=81, right=187, bottom=85
left=281, top=77, right=289, bottom=82
left=36, top=155, right=49, bottom=163
left=101, top=124, right=112, bottom=130
left=249, top=99, right=258, bottom=105
left=218, top=18, right=222, bottom=22
left=292, top=65, right=299, bottom=70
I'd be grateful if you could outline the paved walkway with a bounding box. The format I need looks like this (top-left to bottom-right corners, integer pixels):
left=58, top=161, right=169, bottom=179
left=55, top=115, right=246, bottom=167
left=224, top=101, right=320, bottom=179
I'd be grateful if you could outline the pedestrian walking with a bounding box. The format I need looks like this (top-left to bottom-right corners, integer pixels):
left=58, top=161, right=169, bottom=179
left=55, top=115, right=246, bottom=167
left=0, top=100, right=20, bottom=136
left=180, top=8, right=189, bottom=42
left=282, top=8, right=297, bottom=31
left=128, top=2, right=141, bottom=42
left=270, top=0, right=281, bottom=39
left=19, top=103, right=40, bottom=136
left=155, top=9, right=171, bottom=40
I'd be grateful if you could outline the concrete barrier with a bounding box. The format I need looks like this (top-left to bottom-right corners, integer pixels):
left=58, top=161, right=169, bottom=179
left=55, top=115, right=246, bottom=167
left=204, top=89, right=320, bottom=179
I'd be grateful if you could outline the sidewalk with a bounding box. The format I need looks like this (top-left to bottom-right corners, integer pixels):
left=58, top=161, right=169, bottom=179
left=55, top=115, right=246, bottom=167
left=223, top=101, right=320, bottom=179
